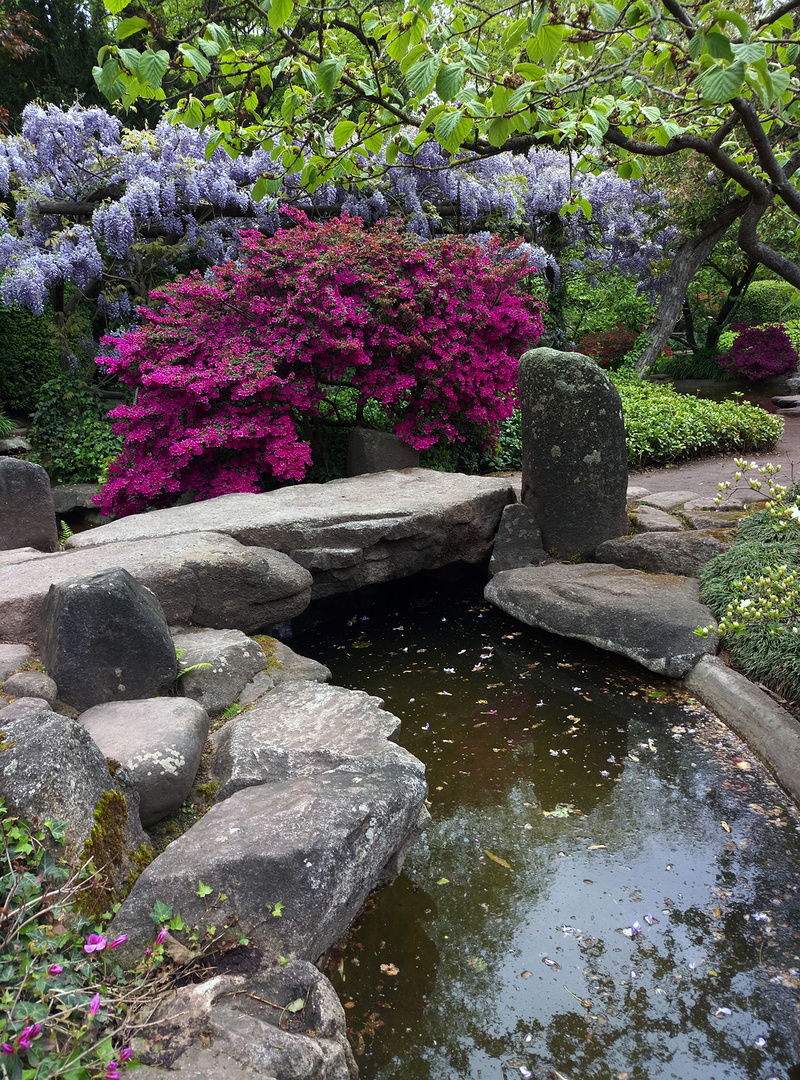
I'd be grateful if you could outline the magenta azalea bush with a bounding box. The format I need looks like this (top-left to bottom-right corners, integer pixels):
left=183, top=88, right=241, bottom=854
left=718, top=323, right=800, bottom=382
left=96, top=211, right=542, bottom=518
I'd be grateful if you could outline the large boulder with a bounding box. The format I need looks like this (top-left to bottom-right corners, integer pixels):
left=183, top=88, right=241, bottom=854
left=210, top=681, right=409, bottom=799
left=64, top=470, right=514, bottom=599
left=595, top=531, right=729, bottom=577
left=347, top=428, right=419, bottom=475
left=78, top=698, right=210, bottom=826
left=1, top=670, right=58, bottom=706
left=258, top=638, right=332, bottom=687
left=172, top=629, right=268, bottom=715
left=109, top=761, right=429, bottom=963
left=39, top=568, right=178, bottom=711
left=0, top=710, right=152, bottom=902
left=488, top=503, right=547, bottom=577
left=485, top=563, right=718, bottom=678
left=0, top=532, right=313, bottom=645
left=0, top=458, right=58, bottom=553
left=518, top=348, right=629, bottom=558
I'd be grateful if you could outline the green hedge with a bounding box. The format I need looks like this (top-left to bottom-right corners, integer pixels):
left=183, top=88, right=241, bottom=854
left=0, top=303, right=62, bottom=413
left=731, top=280, right=799, bottom=327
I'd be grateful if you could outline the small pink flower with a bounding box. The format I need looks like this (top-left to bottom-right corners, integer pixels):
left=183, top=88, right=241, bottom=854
left=106, top=1061, right=121, bottom=1079
left=145, top=947, right=152, bottom=959
left=89, top=993, right=101, bottom=1017
left=49, top=964, right=63, bottom=975
left=84, top=933, right=108, bottom=953
left=120, top=1047, right=133, bottom=1062
left=154, top=928, right=168, bottom=947
left=1, top=1043, right=13, bottom=1055
left=109, top=935, right=128, bottom=949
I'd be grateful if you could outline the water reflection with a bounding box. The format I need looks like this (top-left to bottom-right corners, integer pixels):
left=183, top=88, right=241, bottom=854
left=288, top=572, right=800, bottom=1080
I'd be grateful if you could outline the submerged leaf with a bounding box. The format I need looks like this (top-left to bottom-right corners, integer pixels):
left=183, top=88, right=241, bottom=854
left=484, top=850, right=513, bottom=869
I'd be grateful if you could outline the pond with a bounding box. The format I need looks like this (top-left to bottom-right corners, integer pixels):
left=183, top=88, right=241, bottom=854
left=286, top=569, right=800, bottom=1080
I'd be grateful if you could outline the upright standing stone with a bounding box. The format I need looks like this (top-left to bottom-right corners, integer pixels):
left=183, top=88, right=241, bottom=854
left=39, top=567, right=178, bottom=710
left=0, top=458, right=58, bottom=552
left=519, top=348, right=629, bottom=559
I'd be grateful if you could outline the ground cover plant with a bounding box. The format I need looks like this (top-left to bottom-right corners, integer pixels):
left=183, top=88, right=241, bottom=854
left=698, top=463, right=800, bottom=701
left=96, top=210, right=542, bottom=517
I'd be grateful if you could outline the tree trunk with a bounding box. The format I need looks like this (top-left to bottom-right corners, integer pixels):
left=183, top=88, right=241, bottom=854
left=635, top=196, right=749, bottom=376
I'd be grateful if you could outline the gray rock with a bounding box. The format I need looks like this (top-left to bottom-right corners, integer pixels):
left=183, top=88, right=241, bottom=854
left=595, top=532, right=729, bottom=577
left=0, top=697, right=53, bottom=721
left=0, top=644, right=31, bottom=681
left=519, top=348, right=628, bottom=559
left=50, top=483, right=100, bottom=515
left=237, top=670, right=275, bottom=707
left=639, top=490, right=700, bottom=511
left=40, top=568, right=178, bottom=711
left=683, top=655, right=800, bottom=808
left=684, top=490, right=768, bottom=512
left=0, top=698, right=7, bottom=710
left=78, top=698, right=210, bottom=826
left=173, top=630, right=268, bottom=715
left=0, top=458, right=58, bottom=553
left=259, top=638, right=331, bottom=687
left=64, top=470, right=513, bottom=600
left=0, top=436, right=32, bottom=454
left=489, top=503, right=545, bottom=577
left=347, top=428, right=419, bottom=475
left=110, top=761, right=429, bottom=963
left=776, top=405, right=800, bottom=416
left=0, top=532, right=313, bottom=645
left=626, top=485, right=651, bottom=502
left=485, top=563, right=718, bottom=678
left=786, top=373, right=800, bottom=393
left=133, top=959, right=355, bottom=1080
left=210, top=681, right=412, bottom=799
left=1, top=670, right=57, bottom=705
left=682, top=511, right=741, bottom=531
left=629, top=505, right=683, bottom=533
left=0, top=711, right=151, bottom=895
left=772, top=395, right=800, bottom=408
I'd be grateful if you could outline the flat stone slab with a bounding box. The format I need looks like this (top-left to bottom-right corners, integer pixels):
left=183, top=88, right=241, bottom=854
left=110, top=762, right=429, bottom=964
left=595, top=532, right=729, bottom=577
left=639, top=490, right=701, bottom=511
left=51, top=483, right=100, bottom=514
left=684, top=491, right=768, bottom=511
left=684, top=656, right=800, bottom=807
left=210, top=681, right=412, bottom=800
left=626, top=485, right=651, bottom=502
left=682, top=511, right=742, bottom=531
left=629, top=505, right=683, bottom=533
left=0, top=532, right=312, bottom=645
left=65, top=470, right=514, bottom=599
left=485, top=563, right=718, bottom=678
left=173, top=629, right=268, bottom=715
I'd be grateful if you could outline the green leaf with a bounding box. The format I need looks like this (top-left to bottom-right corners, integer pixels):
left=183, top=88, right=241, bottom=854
left=139, top=48, right=170, bottom=89
left=640, top=104, right=660, bottom=121
left=731, top=42, right=765, bottom=63
left=272, top=901, right=284, bottom=917
left=687, top=31, right=705, bottom=59
left=399, top=43, right=427, bottom=74
left=197, top=881, right=213, bottom=897
left=204, top=130, right=226, bottom=159
left=117, top=47, right=140, bottom=71
left=593, top=3, right=619, bottom=27
left=620, top=75, right=646, bottom=95
left=205, top=23, right=231, bottom=51
left=527, top=24, right=565, bottom=68
left=705, top=31, right=734, bottom=61
left=406, top=54, right=441, bottom=97
left=103, top=0, right=130, bottom=13
left=151, top=900, right=173, bottom=925
left=487, top=115, right=510, bottom=147
left=286, top=997, right=305, bottom=1013
left=577, top=196, right=592, bottom=219
left=385, top=141, right=399, bottom=165
left=268, top=0, right=294, bottom=32
left=179, top=44, right=212, bottom=80
left=769, top=68, right=791, bottom=101
left=386, top=27, right=413, bottom=63
left=713, top=8, right=749, bottom=41
left=93, top=59, right=126, bottom=100
left=316, top=57, right=345, bottom=96
left=701, top=59, right=746, bottom=103
left=435, top=62, right=465, bottom=101
left=508, top=81, right=535, bottom=109
left=435, top=877, right=450, bottom=885
left=420, top=102, right=446, bottom=130
left=435, top=109, right=472, bottom=153
left=333, top=119, right=357, bottom=149
left=116, top=16, right=149, bottom=39
left=182, top=97, right=205, bottom=127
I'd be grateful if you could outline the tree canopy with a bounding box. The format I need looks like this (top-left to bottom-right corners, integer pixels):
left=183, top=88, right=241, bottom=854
left=92, top=0, right=799, bottom=294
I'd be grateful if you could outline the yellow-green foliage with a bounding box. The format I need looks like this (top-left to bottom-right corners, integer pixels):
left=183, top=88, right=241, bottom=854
left=78, top=790, right=151, bottom=916
left=253, top=635, right=285, bottom=673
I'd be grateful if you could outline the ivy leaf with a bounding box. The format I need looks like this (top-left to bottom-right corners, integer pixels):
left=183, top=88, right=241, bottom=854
left=435, top=109, right=472, bottom=153
left=333, top=119, right=357, bottom=149
left=116, top=16, right=149, bottom=39
left=701, top=60, right=746, bottom=103
left=138, top=48, right=170, bottom=89
left=316, top=57, right=345, bottom=96
left=405, top=54, right=441, bottom=97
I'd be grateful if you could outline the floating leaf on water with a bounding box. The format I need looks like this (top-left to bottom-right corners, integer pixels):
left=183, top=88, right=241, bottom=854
left=521, top=970, right=533, bottom=979
left=437, top=691, right=452, bottom=696
left=484, top=850, right=513, bottom=869
left=628, top=753, right=640, bottom=762
left=380, top=963, right=399, bottom=976
left=714, top=1006, right=732, bottom=1018
left=587, top=845, right=607, bottom=851
left=468, top=956, right=486, bottom=970
left=752, top=911, right=769, bottom=921
left=721, top=821, right=731, bottom=833
left=543, top=957, right=561, bottom=970
left=733, top=758, right=751, bottom=770
left=644, top=914, right=655, bottom=926
left=435, top=877, right=450, bottom=885
left=755, top=1037, right=767, bottom=1048
left=344, top=1001, right=355, bottom=1009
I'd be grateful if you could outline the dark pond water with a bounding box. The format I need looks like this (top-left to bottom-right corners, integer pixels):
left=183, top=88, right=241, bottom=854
left=285, top=570, right=800, bottom=1080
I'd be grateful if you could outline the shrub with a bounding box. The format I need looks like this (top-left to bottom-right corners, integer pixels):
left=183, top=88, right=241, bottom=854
left=96, top=212, right=542, bottom=518
left=731, top=279, right=799, bottom=327
left=577, top=323, right=642, bottom=369
left=612, top=374, right=784, bottom=466
left=0, top=303, right=61, bottom=413
left=718, top=318, right=800, bottom=358
left=718, top=323, right=799, bottom=381
left=29, top=375, right=123, bottom=485
left=653, top=348, right=735, bottom=381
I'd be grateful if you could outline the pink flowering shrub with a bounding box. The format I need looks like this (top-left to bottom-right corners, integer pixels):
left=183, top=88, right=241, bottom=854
left=718, top=323, right=799, bottom=382
left=96, top=210, right=542, bottom=517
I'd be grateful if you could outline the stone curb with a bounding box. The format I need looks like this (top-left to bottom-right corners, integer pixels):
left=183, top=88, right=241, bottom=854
left=682, top=655, right=800, bottom=806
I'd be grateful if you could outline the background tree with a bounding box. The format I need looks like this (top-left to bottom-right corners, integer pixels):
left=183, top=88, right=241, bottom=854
left=92, top=0, right=800, bottom=371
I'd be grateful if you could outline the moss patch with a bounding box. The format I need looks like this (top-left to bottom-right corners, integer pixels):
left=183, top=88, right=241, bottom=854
left=252, top=636, right=284, bottom=673
left=77, top=790, right=135, bottom=916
